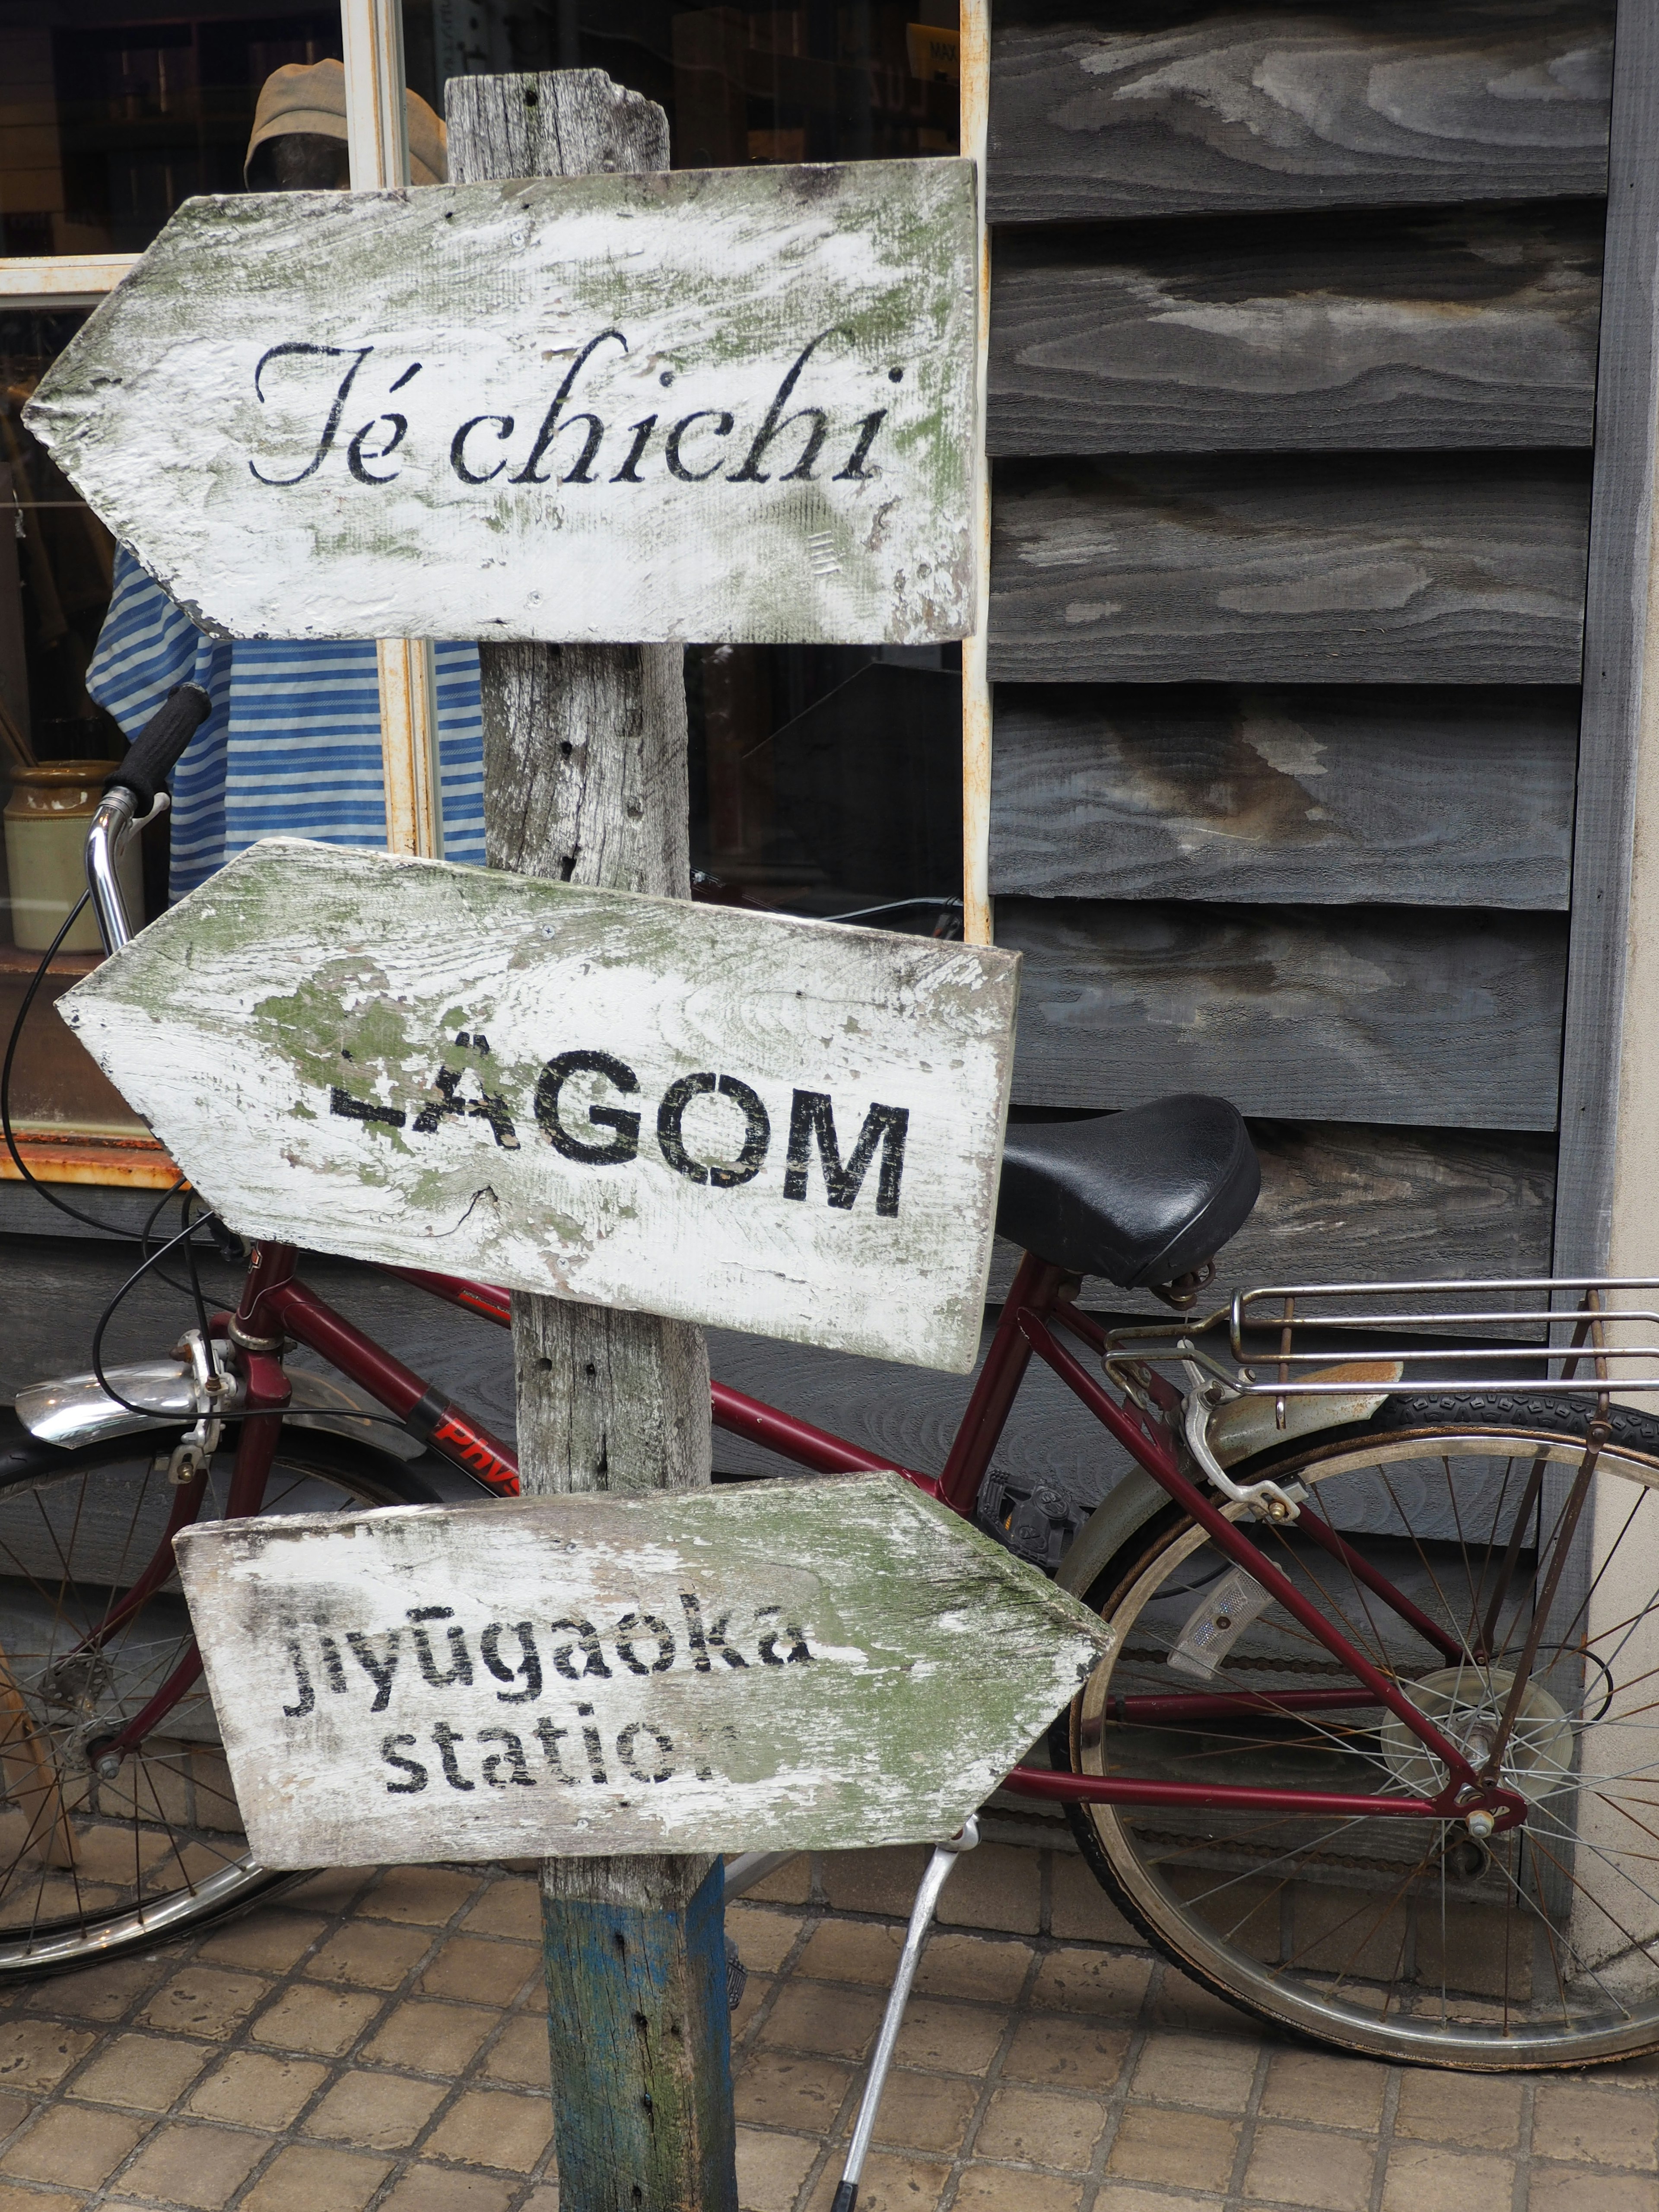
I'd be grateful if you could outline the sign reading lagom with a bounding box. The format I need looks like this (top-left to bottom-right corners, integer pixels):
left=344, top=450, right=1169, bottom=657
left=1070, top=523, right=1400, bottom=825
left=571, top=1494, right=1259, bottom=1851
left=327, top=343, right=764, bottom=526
left=174, top=1475, right=1115, bottom=1866
left=59, top=839, right=1019, bottom=1372
left=23, top=160, right=976, bottom=647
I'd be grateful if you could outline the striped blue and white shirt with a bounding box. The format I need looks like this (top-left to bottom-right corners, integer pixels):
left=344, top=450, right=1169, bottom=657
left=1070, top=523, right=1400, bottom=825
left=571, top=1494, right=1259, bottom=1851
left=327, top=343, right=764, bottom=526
left=86, top=549, right=487, bottom=899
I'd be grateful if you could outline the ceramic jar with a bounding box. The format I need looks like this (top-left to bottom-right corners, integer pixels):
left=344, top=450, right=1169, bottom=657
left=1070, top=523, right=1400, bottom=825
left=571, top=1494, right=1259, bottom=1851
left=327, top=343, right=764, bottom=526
left=4, top=762, right=142, bottom=954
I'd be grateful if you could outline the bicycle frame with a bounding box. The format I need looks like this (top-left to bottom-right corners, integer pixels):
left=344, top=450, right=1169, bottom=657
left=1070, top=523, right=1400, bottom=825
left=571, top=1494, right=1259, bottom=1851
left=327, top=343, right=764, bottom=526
left=91, top=1241, right=1526, bottom=1836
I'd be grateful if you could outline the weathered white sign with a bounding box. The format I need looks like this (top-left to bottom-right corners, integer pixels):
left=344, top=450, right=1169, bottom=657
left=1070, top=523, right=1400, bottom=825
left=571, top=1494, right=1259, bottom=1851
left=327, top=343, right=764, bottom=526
left=174, top=1474, right=1113, bottom=1865
left=24, top=161, right=976, bottom=647
left=60, top=839, right=1018, bottom=1371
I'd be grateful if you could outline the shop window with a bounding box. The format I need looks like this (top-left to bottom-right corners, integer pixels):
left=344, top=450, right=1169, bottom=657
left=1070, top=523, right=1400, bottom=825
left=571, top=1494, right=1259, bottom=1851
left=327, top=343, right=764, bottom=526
left=0, top=0, right=963, bottom=1185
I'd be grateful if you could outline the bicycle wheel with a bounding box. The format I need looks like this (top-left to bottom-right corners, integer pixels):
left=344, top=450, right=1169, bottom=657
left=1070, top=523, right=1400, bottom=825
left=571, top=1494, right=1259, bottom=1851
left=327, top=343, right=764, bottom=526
left=1054, top=1394, right=1659, bottom=2068
left=0, top=1408, right=447, bottom=1978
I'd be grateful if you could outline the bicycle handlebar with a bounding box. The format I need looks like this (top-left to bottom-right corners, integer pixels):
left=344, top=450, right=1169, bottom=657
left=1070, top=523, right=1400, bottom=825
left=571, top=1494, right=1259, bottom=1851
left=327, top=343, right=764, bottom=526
left=85, top=684, right=213, bottom=956
left=105, top=683, right=212, bottom=814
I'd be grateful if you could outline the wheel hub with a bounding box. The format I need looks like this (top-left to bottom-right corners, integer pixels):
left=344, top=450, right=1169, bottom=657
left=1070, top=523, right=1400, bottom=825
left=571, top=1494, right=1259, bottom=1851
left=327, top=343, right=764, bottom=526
left=1379, top=1663, right=1573, bottom=1808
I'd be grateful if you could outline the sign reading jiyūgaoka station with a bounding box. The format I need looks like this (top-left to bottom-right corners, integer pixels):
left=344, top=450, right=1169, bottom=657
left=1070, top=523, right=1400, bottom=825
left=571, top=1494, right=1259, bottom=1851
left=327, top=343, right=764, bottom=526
left=24, top=160, right=976, bottom=646
left=175, top=1475, right=1114, bottom=1867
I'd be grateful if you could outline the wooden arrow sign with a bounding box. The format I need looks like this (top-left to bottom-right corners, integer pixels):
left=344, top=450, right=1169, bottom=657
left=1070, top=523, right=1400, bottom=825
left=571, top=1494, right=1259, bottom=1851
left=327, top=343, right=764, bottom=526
left=23, top=160, right=976, bottom=647
left=58, top=839, right=1019, bottom=1371
left=174, top=1473, right=1114, bottom=1865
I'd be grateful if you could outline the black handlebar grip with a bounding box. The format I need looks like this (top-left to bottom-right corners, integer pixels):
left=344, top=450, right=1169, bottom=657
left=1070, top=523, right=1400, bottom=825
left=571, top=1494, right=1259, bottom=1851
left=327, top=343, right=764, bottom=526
left=104, top=683, right=213, bottom=814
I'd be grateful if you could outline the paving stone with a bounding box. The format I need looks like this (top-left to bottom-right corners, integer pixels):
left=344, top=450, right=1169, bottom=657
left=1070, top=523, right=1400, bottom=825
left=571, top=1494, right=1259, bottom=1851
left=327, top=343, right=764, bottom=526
left=114, top=2120, right=270, bottom=2209
left=802, top=2149, right=948, bottom=2210
left=734, top=2051, right=854, bottom=2137
left=461, top=1880, right=542, bottom=1942
left=913, top=1936, right=1032, bottom=2006
left=1093, top=2188, right=1227, bottom=2212
left=733, top=2125, right=819, bottom=2212
left=818, top=1849, right=931, bottom=1919
left=362, top=2000, right=497, bottom=2075
left=1395, top=2067, right=1522, bottom=2150
left=758, top=1979, right=884, bottom=2060
left=65, top=2033, right=211, bottom=2112
left=248, top=1984, right=384, bottom=2058
left=861, top=2069, right=979, bottom=2157
left=0, top=2021, right=97, bottom=2093
left=415, top=1937, right=539, bottom=2009
left=1002, top=2010, right=1130, bottom=2091
left=0, top=2102, right=149, bottom=2188
left=239, top=2141, right=392, bottom=2212
left=975, top=2083, right=1105, bottom=2170
left=422, top=2088, right=555, bottom=2172
left=1528, top=2166, right=1659, bottom=2212
left=187, top=2052, right=328, bottom=2131
left=136, top=1970, right=271, bottom=2040
left=1047, top=1855, right=1138, bottom=1945
left=478, top=2015, right=552, bottom=2089
left=0, top=1831, right=1640, bottom=2212
left=732, top=1972, right=772, bottom=2039
left=301, top=2069, right=447, bottom=2150
left=1242, top=2121, right=1375, bottom=2211
left=28, top=1961, right=165, bottom=2025
left=1130, top=2031, right=1258, bottom=2112
left=277, top=1871, right=374, bottom=1915
left=302, top=1922, right=435, bottom=1990
left=1533, top=2078, right=1659, bottom=2169
left=934, top=1847, right=1042, bottom=1938
left=1147, top=1969, right=1256, bottom=2037
left=1379, top=2142, right=1516, bottom=2212
left=742, top=1857, right=812, bottom=1906
left=1029, top=1948, right=1152, bottom=2021
left=195, top=1916, right=327, bottom=1974
left=952, top=2167, right=1084, bottom=2211
left=1259, top=2047, right=1386, bottom=2129
left=360, top=1869, right=481, bottom=1927
left=1107, top=2105, right=1239, bottom=2195
left=890, top=1998, right=1007, bottom=2075
left=378, top=2165, right=518, bottom=2212
left=727, top=1905, right=808, bottom=1977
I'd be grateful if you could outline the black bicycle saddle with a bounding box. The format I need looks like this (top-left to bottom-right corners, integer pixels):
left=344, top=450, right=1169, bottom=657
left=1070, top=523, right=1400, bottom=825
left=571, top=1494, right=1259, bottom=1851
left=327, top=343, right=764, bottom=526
left=995, top=1096, right=1259, bottom=1289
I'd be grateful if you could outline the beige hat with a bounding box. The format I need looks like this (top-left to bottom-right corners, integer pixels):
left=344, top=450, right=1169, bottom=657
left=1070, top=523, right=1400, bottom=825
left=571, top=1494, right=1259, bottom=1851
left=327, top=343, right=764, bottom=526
left=245, top=58, right=448, bottom=186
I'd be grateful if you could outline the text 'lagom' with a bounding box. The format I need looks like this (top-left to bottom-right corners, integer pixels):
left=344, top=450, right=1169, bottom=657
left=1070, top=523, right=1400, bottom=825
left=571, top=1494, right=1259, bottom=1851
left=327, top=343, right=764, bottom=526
left=328, top=1039, right=910, bottom=1216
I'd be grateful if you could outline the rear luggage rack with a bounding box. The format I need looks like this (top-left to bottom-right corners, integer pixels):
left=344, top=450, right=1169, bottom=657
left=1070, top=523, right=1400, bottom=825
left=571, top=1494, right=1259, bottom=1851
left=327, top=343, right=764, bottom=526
left=1104, top=1277, right=1659, bottom=1408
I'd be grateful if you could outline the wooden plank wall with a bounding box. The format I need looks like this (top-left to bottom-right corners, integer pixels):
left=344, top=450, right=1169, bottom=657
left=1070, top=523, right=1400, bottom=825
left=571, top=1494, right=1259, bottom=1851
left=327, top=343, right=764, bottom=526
left=985, top=0, right=1618, bottom=1288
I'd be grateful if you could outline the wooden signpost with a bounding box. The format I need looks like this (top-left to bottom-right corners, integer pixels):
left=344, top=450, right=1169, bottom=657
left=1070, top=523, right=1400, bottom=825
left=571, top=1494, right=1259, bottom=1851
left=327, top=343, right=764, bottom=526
left=58, top=836, right=1018, bottom=1373
left=38, top=64, right=1006, bottom=2212
left=23, top=160, right=976, bottom=647
left=174, top=1474, right=1114, bottom=1866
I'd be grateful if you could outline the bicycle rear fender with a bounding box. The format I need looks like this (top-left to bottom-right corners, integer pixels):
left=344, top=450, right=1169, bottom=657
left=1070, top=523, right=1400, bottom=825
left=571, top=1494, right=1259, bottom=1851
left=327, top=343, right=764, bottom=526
left=1056, top=1360, right=1401, bottom=1600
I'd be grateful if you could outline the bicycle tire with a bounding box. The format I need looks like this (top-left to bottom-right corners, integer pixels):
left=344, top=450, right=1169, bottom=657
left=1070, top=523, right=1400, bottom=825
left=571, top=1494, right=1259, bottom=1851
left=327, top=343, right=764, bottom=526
left=1051, top=1394, right=1659, bottom=2069
left=0, top=1408, right=449, bottom=1979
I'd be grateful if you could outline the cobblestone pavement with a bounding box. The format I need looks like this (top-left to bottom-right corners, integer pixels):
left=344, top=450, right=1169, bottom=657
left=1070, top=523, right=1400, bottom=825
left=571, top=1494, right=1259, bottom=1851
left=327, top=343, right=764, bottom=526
left=0, top=1842, right=1650, bottom=2212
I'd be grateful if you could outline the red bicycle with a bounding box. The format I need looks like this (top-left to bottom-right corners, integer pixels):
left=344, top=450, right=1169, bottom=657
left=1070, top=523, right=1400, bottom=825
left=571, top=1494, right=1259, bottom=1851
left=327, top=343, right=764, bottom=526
left=6, top=690, right=1659, bottom=2072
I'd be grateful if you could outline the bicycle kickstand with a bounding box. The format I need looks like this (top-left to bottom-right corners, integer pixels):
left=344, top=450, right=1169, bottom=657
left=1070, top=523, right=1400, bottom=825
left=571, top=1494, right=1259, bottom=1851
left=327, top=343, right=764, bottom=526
left=831, top=1817, right=981, bottom=2212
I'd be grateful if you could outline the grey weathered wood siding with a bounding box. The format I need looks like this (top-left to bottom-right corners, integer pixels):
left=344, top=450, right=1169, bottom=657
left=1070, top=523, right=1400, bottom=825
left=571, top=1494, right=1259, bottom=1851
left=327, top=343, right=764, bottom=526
left=984, top=0, right=1643, bottom=1294
left=988, top=3, right=1614, bottom=225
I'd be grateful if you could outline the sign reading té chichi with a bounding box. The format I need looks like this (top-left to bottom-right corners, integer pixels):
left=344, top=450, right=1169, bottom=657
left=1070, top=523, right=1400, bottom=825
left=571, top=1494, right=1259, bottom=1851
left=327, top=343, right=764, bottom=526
left=23, top=160, right=976, bottom=647
left=174, top=1475, right=1115, bottom=1866
left=60, top=839, right=1020, bottom=1372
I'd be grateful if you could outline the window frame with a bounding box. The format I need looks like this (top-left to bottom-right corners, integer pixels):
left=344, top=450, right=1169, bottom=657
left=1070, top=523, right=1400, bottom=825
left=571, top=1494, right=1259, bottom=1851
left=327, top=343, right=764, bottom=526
left=0, top=0, right=990, bottom=1190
